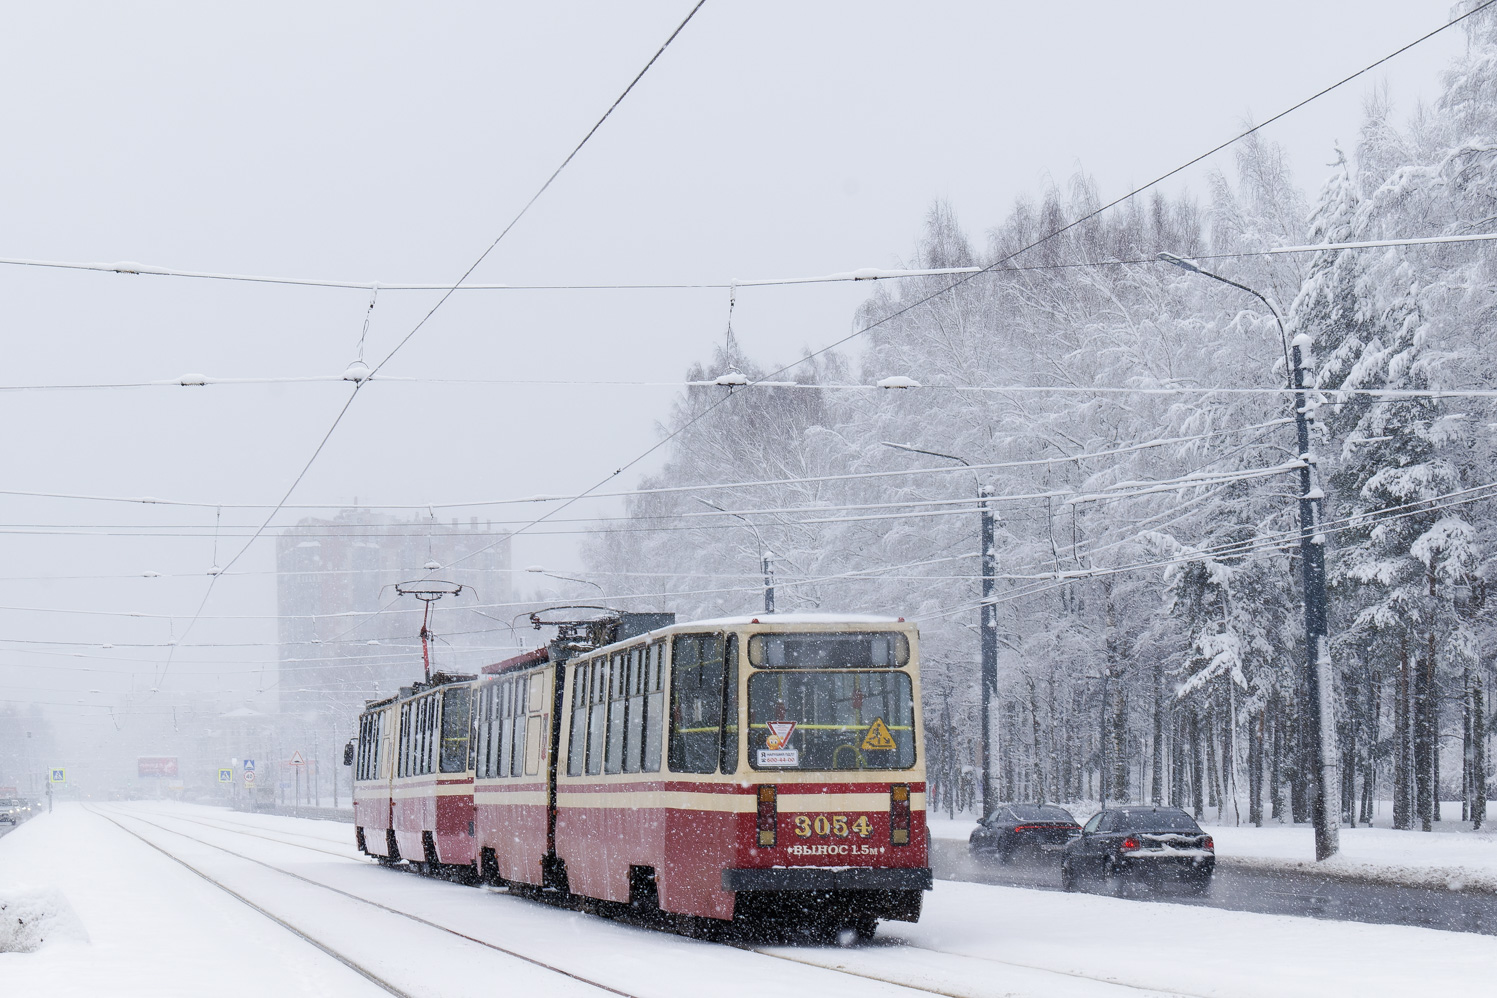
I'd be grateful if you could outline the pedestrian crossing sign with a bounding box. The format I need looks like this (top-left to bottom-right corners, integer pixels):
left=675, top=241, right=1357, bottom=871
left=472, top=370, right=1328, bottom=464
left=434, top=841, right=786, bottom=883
left=218, top=768, right=233, bottom=783
left=860, top=718, right=897, bottom=752
left=49, top=768, right=66, bottom=783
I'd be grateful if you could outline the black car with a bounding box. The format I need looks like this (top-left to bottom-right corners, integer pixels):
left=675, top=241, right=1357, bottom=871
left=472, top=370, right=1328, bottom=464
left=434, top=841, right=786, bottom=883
left=969, top=803, right=1080, bottom=863
left=1061, top=805, right=1214, bottom=895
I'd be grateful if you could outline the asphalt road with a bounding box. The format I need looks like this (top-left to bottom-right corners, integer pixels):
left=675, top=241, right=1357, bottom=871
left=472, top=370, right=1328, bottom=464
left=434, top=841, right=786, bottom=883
left=933, top=839, right=1497, bottom=935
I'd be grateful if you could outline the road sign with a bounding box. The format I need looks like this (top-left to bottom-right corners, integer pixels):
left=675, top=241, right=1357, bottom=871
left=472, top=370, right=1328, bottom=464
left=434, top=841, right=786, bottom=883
left=288, top=751, right=306, bottom=766
left=861, top=718, right=897, bottom=752
left=765, top=721, right=797, bottom=749
left=243, top=758, right=256, bottom=772
left=138, top=756, right=179, bottom=778
left=217, top=768, right=233, bottom=783
left=243, top=769, right=256, bottom=786
left=49, top=768, right=66, bottom=784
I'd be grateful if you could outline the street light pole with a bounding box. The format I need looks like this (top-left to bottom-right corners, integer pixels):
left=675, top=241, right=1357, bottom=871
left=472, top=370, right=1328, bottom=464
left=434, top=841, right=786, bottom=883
left=1158, top=252, right=1339, bottom=859
left=695, top=498, right=775, bottom=613
left=883, top=441, right=998, bottom=818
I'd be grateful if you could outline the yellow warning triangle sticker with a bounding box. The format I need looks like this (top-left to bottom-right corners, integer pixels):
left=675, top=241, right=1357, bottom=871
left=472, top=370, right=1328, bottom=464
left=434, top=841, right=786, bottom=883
left=860, top=717, right=897, bottom=751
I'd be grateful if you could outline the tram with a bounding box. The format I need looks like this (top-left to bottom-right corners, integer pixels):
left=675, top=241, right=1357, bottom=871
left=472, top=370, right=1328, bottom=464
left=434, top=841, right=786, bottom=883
left=351, top=612, right=930, bottom=935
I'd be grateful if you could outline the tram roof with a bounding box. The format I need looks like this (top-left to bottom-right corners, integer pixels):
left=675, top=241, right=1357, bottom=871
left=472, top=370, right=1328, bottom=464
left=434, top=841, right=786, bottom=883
left=680, top=612, right=908, bottom=629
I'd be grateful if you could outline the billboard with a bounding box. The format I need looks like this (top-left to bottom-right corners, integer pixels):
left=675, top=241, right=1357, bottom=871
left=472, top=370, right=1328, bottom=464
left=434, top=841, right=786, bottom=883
left=137, top=757, right=179, bottom=778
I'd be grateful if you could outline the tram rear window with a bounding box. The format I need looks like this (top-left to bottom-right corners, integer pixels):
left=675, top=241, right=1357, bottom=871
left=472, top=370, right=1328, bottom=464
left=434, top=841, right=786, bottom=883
left=747, top=631, right=909, bottom=669
left=747, top=671, right=915, bottom=771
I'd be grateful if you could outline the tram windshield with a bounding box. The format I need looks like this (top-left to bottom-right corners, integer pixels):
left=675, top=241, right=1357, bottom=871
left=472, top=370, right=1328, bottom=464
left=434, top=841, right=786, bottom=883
left=747, top=669, right=915, bottom=771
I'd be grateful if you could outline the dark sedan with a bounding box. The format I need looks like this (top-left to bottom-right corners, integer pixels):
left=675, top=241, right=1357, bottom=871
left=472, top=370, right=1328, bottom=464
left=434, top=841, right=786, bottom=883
left=969, top=803, right=1080, bottom=863
left=1061, top=805, right=1214, bottom=895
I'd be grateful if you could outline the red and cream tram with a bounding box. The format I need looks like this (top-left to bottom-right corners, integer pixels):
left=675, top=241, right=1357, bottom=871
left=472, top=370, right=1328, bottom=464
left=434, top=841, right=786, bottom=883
left=352, top=613, right=931, bottom=935
left=353, top=671, right=477, bottom=872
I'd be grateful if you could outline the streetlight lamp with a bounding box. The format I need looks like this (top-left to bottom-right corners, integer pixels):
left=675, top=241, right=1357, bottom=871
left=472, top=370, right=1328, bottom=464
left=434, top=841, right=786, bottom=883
left=882, top=441, right=998, bottom=818
left=694, top=497, right=775, bottom=613
left=1157, top=251, right=1339, bottom=860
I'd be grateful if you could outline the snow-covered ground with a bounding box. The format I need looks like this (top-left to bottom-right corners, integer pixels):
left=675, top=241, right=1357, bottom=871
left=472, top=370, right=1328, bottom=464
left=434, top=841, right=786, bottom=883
left=2, top=802, right=1495, bottom=997
left=929, top=801, right=1497, bottom=890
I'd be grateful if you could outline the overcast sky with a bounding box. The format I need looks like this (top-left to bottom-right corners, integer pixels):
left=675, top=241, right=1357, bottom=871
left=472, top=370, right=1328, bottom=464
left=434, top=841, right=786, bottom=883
left=0, top=1, right=1469, bottom=725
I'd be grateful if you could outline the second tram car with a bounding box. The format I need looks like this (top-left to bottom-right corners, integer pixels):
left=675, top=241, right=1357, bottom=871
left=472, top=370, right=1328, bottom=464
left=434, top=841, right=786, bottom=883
left=352, top=613, right=930, bottom=935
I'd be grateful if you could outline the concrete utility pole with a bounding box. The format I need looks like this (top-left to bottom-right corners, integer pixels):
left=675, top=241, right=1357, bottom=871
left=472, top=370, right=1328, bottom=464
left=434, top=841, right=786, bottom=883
left=884, top=442, right=998, bottom=818
left=1158, top=252, right=1340, bottom=859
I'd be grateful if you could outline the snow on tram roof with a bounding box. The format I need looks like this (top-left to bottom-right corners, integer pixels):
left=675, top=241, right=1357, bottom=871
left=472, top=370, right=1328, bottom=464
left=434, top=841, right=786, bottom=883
left=683, top=612, right=908, bottom=628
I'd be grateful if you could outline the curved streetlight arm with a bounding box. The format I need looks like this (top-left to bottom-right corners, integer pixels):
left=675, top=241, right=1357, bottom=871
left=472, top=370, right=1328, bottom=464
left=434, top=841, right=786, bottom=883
left=695, top=496, right=775, bottom=613
left=1157, top=252, right=1291, bottom=387
left=880, top=440, right=986, bottom=496
left=693, top=496, right=770, bottom=558
left=525, top=567, right=603, bottom=594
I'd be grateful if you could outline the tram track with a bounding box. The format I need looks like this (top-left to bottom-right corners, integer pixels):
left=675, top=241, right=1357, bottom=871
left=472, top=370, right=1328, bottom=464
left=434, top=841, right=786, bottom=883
left=86, top=806, right=413, bottom=997
left=118, top=805, right=364, bottom=861
left=740, top=939, right=1206, bottom=998
left=91, top=805, right=641, bottom=998
left=109, top=805, right=1203, bottom=998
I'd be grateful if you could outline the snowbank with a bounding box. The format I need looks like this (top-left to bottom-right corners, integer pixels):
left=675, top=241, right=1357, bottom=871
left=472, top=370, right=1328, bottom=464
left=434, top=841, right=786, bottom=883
left=0, top=886, right=88, bottom=952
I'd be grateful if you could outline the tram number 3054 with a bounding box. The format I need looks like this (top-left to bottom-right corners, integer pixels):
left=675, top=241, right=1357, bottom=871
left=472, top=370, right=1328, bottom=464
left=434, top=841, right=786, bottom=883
left=793, top=813, right=873, bottom=838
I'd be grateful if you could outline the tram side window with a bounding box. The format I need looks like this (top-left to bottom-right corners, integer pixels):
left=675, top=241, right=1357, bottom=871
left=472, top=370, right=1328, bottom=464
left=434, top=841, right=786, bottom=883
left=359, top=712, right=383, bottom=781
left=722, top=635, right=739, bottom=774
left=379, top=709, right=393, bottom=779
left=407, top=702, right=417, bottom=777
left=408, top=700, right=420, bottom=778
left=413, top=700, right=426, bottom=776
left=605, top=652, right=628, bottom=774
left=586, top=658, right=607, bottom=775
left=472, top=686, right=488, bottom=776
left=524, top=672, right=545, bottom=776
left=416, top=696, right=436, bottom=776
left=398, top=703, right=410, bottom=777
left=644, top=642, right=665, bottom=772
left=507, top=676, right=527, bottom=777
left=440, top=686, right=472, bottom=773
left=484, top=684, right=500, bottom=778
left=567, top=662, right=588, bottom=777
left=497, top=682, right=514, bottom=778
left=366, top=714, right=376, bottom=779
left=482, top=688, right=499, bottom=778
left=624, top=646, right=645, bottom=773
left=669, top=633, right=725, bottom=774
left=408, top=702, right=420, bottom=778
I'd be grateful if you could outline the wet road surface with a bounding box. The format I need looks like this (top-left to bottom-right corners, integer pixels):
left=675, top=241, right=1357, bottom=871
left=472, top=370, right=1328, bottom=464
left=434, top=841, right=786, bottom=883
left=933, top=839, right=1497, bottom=935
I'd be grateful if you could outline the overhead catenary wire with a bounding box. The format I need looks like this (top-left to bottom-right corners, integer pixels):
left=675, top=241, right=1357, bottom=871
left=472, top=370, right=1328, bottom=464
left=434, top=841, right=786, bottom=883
left=917, top=478, right=1497, bottom=625
left=7, top=230, right=1497, bottom=297
left=13, top=474, right=1497, bottom=705
left=0, top=416, right=1294, bottom=512
left=11, top=477, right=1494, bottom=711
left=148, top=2, right=709, bottom=693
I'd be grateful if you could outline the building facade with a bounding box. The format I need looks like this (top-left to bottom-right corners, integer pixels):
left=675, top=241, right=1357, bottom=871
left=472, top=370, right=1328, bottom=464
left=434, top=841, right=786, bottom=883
left=276, top=511, right=512, bottom=727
